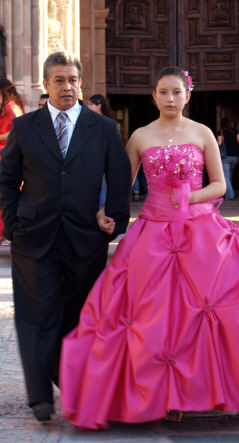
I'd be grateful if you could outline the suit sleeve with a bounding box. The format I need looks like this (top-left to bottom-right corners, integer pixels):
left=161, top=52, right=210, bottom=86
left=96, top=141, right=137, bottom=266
left=104, top=121, right=132, bottom=236
left=0, top=123, right=23, bottom=240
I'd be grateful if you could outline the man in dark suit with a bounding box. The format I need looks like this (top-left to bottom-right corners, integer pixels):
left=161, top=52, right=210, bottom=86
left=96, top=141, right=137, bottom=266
left=0, top=52, right=131, bottom=421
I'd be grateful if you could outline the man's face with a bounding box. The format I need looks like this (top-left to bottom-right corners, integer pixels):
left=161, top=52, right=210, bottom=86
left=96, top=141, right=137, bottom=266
left=43, top=64, right=81, bottom=110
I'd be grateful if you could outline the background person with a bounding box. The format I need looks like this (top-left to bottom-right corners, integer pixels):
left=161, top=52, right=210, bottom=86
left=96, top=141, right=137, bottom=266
left=87, top=94, right=112, bottom=118
left=0, top=51, right=131, bottom=422
left=38, top=93, right=49, bottom=108
left=0, top=79, right=24, bottom=243
left=217, top=117, right=239, bottom=199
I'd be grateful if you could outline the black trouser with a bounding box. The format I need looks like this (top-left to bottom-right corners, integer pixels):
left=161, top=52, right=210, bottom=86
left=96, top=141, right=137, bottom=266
left=11, top=227, right=108, bottom=406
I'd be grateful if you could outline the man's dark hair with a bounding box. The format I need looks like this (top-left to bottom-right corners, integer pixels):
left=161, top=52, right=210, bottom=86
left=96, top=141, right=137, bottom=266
left=43, top=52, right=82, bottom=82
left=40, top=93, right=49, bottom=99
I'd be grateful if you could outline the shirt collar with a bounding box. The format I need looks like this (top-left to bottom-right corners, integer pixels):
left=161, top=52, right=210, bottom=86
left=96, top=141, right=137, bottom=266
left=47, top=100, right=81, bottom=124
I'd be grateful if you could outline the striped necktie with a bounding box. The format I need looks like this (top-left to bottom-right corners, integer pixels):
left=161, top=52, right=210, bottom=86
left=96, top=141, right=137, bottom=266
left=56, top=112, right=68, bottom=158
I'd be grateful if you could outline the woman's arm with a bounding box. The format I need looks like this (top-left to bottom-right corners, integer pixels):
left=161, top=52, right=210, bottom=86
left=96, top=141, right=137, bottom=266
left=0, top=131, right=10, bottom=141
left=126, top=130, right=142, bottom=184
left=190, top=127, right=226, bottom=204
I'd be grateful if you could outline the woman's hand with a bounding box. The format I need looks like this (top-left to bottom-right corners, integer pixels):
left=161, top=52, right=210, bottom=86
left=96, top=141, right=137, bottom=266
left=96, top=206, right=115, bottom=235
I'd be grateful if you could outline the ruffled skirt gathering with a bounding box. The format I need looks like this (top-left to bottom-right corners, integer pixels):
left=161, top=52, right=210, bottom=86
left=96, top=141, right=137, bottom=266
left=60, top=202, right=239, bottom=429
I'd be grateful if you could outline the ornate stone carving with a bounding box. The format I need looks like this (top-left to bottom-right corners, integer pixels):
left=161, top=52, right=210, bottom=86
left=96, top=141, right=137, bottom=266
left=48, top=0, right=64, bottom=53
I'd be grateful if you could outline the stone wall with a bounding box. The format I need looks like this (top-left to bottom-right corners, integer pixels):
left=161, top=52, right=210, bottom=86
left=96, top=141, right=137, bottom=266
left=0, top=0, right=108, bottom=110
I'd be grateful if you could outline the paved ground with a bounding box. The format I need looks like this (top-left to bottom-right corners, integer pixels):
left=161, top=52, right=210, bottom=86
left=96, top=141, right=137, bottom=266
left=1, top=200, right=239, bottom=442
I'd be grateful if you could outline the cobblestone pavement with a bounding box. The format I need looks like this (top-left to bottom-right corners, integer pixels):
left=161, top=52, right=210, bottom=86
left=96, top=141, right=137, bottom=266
left=1, top=201, right=239, bottom=442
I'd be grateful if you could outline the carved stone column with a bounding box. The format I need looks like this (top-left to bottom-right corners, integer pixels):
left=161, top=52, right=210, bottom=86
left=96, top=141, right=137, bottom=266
left=80, top=0, right=109, bottom=100
left=93, top=5, right=109, bottom=95
left=56, top=0, right=72, bottom=52
left=1, top=0, right=13, bottom=80
left=31, top=0, right=44, bottom=107
left=12, top=0, right=24, bottom=91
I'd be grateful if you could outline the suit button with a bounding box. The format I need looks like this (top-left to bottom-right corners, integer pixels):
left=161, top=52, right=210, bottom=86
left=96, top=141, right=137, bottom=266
left=61, top=190, right=65, bottom=193
left=61, top=171, right=67, bottom=176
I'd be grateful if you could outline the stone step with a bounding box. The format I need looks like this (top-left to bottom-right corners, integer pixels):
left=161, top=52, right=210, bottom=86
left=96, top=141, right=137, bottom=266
left=0, top=244, right=11, bottom=266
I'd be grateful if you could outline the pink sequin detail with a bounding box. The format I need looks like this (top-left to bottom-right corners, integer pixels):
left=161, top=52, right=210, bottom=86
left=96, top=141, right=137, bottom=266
left=142, top=145, right=203, bottom=188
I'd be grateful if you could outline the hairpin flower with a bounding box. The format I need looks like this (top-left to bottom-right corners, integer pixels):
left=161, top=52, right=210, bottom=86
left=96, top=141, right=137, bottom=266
left=183, top=70, right=194, bottom=91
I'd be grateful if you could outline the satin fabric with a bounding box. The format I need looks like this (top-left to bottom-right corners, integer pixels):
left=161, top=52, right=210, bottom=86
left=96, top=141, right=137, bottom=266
left=60, top=144, right=239, bottom=429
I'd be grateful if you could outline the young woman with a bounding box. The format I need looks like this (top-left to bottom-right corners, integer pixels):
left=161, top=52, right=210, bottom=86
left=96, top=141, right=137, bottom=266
left=0, top=79, right=24, bottom=242
left=87, top=94, right=112, bottom=118
left=60, top=67, right=239, bottom=428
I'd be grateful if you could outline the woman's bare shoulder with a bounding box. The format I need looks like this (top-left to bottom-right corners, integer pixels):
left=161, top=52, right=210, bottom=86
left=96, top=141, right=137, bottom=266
left=127, top=122, right=155, bottom=146
left=188, top=118, right=214, bottom=136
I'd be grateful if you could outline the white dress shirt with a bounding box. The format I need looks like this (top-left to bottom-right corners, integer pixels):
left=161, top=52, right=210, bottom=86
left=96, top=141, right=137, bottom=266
left=47, top=100, right=81, bottom=151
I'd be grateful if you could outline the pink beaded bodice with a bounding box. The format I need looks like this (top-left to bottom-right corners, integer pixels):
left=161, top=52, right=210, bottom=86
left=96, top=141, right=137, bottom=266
left=142, top=144, right=204, bottom=191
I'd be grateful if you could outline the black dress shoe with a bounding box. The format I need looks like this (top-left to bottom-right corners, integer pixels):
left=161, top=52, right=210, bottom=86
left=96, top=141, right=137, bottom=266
left=32, top=402, right=55, bottom=422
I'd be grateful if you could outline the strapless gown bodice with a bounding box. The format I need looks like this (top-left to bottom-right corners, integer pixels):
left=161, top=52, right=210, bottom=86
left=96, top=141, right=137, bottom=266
left=60, top=142, right=239, bottom=429
left=142, top=144, right=203, bottom=191
left=140, top=145, right=216, bottom=223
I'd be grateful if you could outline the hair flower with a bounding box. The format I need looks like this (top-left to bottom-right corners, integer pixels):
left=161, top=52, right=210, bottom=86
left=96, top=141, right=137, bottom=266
left=183, top=70, right=194, bottom=92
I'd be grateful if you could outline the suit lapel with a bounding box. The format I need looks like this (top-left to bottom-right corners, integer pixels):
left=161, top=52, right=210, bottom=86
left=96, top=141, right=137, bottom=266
left=64, top=103, right=97, bottom=165
left=33, top=102, right=96, bottom=164
left=34, top=105, right=64, bottom=163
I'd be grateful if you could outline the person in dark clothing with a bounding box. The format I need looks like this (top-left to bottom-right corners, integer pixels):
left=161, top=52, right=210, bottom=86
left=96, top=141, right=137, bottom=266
left=0, top=51, right=131, bottom=422
left=217, top=117, right=239, bottom=199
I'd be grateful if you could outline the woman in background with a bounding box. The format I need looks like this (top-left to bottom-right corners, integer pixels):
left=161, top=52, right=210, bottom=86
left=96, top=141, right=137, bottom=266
left=0, top=79, right=24, bottom=243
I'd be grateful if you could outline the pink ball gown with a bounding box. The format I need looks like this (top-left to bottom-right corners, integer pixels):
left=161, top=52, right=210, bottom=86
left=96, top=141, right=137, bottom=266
left=60, top=144, right=239, bottom=429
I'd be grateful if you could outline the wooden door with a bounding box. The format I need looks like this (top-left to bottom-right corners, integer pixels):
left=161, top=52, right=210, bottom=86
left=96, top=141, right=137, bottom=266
left=106, top=0, right=239, bottom=93
left=178, top=0, right=239, bottom=90
left=106, top=0, right=177, bottom=94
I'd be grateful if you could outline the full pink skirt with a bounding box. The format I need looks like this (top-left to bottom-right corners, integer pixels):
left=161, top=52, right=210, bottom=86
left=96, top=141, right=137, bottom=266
left=60, top=203, right=239, bottom=429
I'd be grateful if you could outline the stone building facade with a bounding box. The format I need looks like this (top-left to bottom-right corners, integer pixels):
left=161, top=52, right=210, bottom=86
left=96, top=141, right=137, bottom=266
left=0, top=0, right=238, bottom=135
left=0, top=0, right=109, bottom=111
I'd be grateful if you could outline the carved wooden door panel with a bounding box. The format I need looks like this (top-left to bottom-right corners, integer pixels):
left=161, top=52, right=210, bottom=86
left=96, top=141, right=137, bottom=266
left=106, top=0, right=239, bottom=93
left=177, top=1, right=239, bottom=90
left=106, top=0, right=177, bottom=94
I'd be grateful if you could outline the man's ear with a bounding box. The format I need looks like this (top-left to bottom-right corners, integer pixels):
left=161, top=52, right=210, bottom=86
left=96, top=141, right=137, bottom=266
left=43, top=80, right=48, bottom=94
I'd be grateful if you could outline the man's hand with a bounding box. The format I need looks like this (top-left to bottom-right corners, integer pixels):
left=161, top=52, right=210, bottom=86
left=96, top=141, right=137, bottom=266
left=96, top=207, right=115, bottom=235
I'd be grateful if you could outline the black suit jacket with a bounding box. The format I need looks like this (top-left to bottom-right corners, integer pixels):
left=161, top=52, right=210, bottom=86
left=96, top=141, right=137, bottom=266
left=0, top=101, right=131, bottom=259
